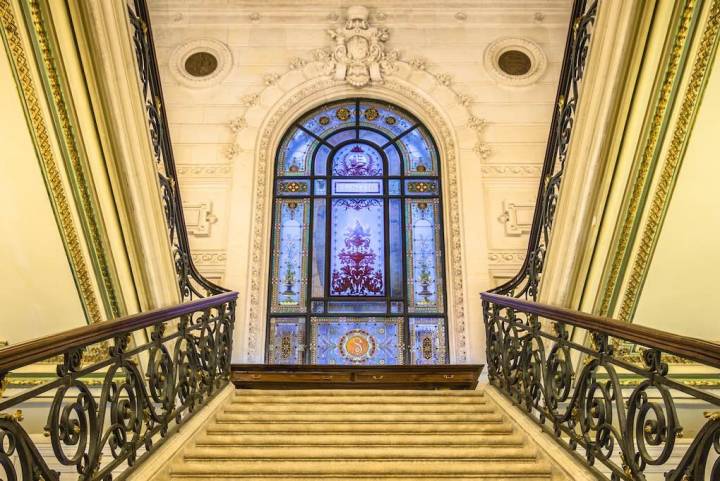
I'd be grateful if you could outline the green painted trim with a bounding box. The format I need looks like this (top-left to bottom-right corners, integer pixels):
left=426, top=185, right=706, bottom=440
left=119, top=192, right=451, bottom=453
left=19, top=0, right=126, bottom=319
left=595, top=0, right=703, bottom=317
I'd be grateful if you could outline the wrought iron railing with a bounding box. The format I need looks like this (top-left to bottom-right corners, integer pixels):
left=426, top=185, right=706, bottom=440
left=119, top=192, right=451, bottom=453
left=495, top=0, right=597, bottom=300
left=0, top=292, right=236, bottom=480
left=482, top=293, right=720, bottom=480
left=126, top=0, right=223, bottom=301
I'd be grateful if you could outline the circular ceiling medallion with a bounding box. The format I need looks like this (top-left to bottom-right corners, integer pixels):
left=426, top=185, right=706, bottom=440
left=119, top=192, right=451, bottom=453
left=184, top=51, right=218, bottom=77
left=169, top=39, right=232, bottom=88
left=484, top=38, right=547, bottom=86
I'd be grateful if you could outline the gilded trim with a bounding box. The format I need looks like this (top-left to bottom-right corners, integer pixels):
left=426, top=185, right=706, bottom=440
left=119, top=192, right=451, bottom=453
left=0, top=0, right=102, bottom=323
left=598, top=0, right=699, bottom=317
left=618, top=0, right=720, bottom=322
left=23, top=0, right=124, bottom=318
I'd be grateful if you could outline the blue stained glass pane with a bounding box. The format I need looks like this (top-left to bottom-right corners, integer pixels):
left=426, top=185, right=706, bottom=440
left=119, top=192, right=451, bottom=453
left=390, top=301, right=403, bottom=313
left=278, top=128, right=315, bottom=176
left=311, top=301, right=325, bottom=313
left=332, top=143, right=383, bottom=176
left=301, top=102, right=356, bottom=137
left=269, top=318, right=305, bottom=364
left=311, top=317, right=403, bottom=365
left=271, top=199, right=310, bottom=312
left=359, top=128, right=390, bottom=147
left=314, top=179, right=327, bottom=195
left=326, top=129, right=356, bottom=146
left=311, top=199, right=326, bottom=297
left=409, top=318, right=447, bottom=365
left=276, top=179, right=310, bottom=196
left=327, top=301, right=386, bottom=314
left=332, top=179, right=383, bottom=196
left=389, top=199, right=403, bottom=298
left=330, top=198, right=385, bottom=296
left=314, top=145, right=331, bottom=176
left=359, top=101, right=415, bottom=137
left=389, top=180, right=401, bottom=196
left=398, top=126, right=437, bottom=176
left=404, top=180, right=439, bottom=196
left=406, top=198, right=444, bottom=312
left=384, top=144, right=401, bottom=176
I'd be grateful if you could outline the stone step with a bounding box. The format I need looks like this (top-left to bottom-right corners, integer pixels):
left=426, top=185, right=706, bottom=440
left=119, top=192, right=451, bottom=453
left=170, top=459, right=553, bottom=477
left=205, top=421, right=512, bottom=434
left=171, top=477, right=553, bottom=480
left=234, top=389, right=486, bottom=397
left=233, top=394, right=488, bottom=404
left=182, top=445, right=539, bottom=461
left=223, top=402, right=489, bottom=413
left=195, top=432, right=526, bottom=447
left=214, top=411, right=504, bottom=423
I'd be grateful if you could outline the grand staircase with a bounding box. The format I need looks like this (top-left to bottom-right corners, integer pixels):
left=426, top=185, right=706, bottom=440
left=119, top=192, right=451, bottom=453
left=158, top=389, right=567, bottom=480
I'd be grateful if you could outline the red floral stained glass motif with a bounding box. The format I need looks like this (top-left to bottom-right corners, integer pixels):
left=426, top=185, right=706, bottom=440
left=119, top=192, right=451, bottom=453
left=330, top=198, right=385, bottom=296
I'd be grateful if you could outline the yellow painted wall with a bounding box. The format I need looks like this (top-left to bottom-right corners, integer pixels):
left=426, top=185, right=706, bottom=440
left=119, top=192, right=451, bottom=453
left=633, top=56, right=720, bottom=339
left=0, top=46, right=86, bottom=344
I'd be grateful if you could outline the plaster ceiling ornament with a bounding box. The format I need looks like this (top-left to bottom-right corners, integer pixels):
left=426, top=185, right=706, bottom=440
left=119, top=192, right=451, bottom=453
left=168, top=39, right=233, bottom=89
left=325, top=5, right=398, bottom=88
left=484, top=38, right=548, bottom=87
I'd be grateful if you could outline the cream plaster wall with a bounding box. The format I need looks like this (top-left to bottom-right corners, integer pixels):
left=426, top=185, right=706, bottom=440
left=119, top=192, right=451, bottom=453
left=148, top=0, right=572, bottom=362
left=633, top=57, right=720, bottom=339
left=0, top=46, right=86, bottom=344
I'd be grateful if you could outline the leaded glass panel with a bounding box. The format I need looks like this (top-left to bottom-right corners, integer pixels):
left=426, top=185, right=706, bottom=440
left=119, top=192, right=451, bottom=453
left=270, top=198, right=310, bottom=313
left=268, top=317, right=305, bottom=364
left=311, top=317, right=403, bottom=365
left=267, top=99, right=448, bottom=365
left=406, top=198, right=444, bottom=313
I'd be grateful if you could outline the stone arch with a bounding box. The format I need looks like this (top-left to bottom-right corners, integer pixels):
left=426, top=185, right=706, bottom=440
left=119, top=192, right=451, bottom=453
left=225, top=60, right=486, bottom=363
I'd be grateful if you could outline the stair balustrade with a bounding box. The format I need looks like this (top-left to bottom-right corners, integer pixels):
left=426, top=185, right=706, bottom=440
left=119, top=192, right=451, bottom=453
left=482, top=292, right=720, bottom=480
left=0, top=291, right=237, bottom=479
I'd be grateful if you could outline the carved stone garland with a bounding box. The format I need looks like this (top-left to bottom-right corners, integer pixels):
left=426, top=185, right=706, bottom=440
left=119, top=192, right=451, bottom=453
left=225, top=6, right=490, bottom=163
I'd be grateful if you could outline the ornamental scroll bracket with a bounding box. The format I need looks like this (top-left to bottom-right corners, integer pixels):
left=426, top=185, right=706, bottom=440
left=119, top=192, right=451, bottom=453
left=324, top=5, right=399, bottom=87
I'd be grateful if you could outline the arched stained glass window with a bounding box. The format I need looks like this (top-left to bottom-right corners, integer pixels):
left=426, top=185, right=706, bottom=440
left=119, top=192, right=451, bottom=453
left=267, top=99, right=448, bottom=365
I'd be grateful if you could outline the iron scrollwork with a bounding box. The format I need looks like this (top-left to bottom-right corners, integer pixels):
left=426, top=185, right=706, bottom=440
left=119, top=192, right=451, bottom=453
left=127, top=0, right=223, bottom=301
left=0, top=293, right=236, bottom=480
left=494, top=0, right=598, bottom=300
left=483, top=297, right=720, bottom=480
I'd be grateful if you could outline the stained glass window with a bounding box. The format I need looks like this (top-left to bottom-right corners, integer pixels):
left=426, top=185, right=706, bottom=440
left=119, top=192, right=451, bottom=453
left=267, top=99, right=448, bottom=365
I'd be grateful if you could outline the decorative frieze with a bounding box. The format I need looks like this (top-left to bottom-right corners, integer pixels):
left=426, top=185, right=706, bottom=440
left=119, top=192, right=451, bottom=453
left=177, top=163, right=232, bottom=178
left=488, top=250, right=526, bottom=266
left=481, top=164, right=542, bottom=178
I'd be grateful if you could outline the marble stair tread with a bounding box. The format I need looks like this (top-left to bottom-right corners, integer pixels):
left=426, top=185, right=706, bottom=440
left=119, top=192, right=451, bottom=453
left=234, top=389, right=485, bottom=397
left=204, top=421, right=512, bottom=434
left=170, top=459, right=554, bottom=476
left=233, top=394, right=487, bottom=404
left=223, top=402, right=489, bottom=413
left=213, top=412, right=502, bottom=422
left=195, top=432, right=527, bottom=446
left=170, top=477, right=553, bottom=480
left=182, top=445, right=539, bottom=461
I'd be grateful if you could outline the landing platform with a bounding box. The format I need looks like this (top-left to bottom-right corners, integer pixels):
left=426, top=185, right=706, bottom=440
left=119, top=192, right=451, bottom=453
left=230, top=364, right=484, bottom=390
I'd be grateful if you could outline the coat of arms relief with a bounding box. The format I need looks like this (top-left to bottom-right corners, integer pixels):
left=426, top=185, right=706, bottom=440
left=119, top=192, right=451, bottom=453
left=322, top=5, right=399, bottom=88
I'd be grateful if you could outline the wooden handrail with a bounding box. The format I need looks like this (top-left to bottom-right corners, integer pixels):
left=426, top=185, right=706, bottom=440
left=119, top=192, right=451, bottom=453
left=482, top=292, right=720, bottom=369
left=0, top=291, right=238, bottom=374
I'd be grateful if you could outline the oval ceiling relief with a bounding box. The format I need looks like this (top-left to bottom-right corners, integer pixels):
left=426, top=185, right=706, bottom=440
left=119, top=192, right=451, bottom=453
left=484, top=38, right=547, bottom=86
left=169, top=39, right=233, bottom=88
